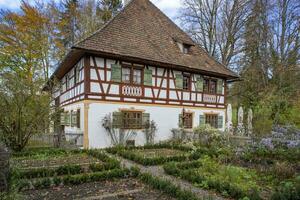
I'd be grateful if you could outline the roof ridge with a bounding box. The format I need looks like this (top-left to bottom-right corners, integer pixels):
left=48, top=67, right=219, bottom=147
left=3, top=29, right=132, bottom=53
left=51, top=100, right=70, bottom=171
left=73, top=0, right=136, bottom=48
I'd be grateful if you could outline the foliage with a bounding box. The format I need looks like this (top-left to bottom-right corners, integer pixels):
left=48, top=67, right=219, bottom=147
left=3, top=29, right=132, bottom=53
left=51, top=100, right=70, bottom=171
left=271, top=176, right=300, bottom=200
left=101, top=114, right=137, bottom=146
left=164, top=156, right=261, bottom=199
left=17, top=168, right=130, bottom=190
left=138, top=173, right=200, bottom=200
left=0, top=73, right=51, bottom=152
left=193, top=124, right=225, bottom=147
left=143, top=120, right=157, bottom=145
left=110, top=148, right=188, bottom=166
left=14, top=164, right=83, bottom=179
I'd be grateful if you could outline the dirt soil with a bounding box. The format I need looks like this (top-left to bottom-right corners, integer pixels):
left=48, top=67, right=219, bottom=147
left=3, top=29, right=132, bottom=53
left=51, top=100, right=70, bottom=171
left=22, top=178, right=175, bottom=200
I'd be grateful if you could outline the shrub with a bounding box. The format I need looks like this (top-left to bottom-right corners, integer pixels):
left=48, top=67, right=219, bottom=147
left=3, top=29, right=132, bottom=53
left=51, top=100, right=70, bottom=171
left=193, top=124, right=224, bottom=147
left=16, top=164, right=83, bottom=179
left=18, top=168, right=130, bottom=190
left=139, top=173, right=200, bottom=200
left=271, top=177, right=300, bottom=200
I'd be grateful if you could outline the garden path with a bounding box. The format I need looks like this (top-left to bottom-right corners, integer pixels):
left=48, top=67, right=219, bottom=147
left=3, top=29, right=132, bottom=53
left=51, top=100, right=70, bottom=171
left=108, top=153, right=228, bottom=200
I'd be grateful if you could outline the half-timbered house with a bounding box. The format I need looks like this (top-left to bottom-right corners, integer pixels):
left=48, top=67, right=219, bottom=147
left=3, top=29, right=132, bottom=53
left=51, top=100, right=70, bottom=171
left=47, top=0, right=238, bottom=148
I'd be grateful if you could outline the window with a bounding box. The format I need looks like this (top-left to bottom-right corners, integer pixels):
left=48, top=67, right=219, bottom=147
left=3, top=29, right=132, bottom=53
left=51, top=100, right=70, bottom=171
left=121, top=66, right=142, bottom=85
left=203, top=78, right=217, bottom=94
left=205, top=114, right=218, bottom=128
left=183, top=44, right=191, bottom=54
left=123, top=111, right=142, bottom=129
left=113, top=111, right=149, bottom=129
left=210, top=80, right=217, bottom=94
left=177, top=42, right=191, bottom=54
left=122, top=67, right=131, bottom=83
left=183, top=74, right=191, bottom=90
left=133, top=69, right=142, bottom=84
left=180, top=113, right=193, bottom=129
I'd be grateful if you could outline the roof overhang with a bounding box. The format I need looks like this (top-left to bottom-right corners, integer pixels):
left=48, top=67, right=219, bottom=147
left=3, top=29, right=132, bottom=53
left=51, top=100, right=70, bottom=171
left=73, top=47, right=240, bottom=80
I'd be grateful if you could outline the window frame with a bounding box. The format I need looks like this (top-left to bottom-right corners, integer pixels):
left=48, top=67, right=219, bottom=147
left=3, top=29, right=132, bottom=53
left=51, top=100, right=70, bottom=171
left=122, top=111, right=143, bottom=129
left=203, top=78, right=218, bottom=94
left=182, top=73, right=191, bottom=91
left=121, top=64, right=143, bottom=85
left=205, top=114, right=218, bottom=128
left=183, top=112, right=193, bottom=129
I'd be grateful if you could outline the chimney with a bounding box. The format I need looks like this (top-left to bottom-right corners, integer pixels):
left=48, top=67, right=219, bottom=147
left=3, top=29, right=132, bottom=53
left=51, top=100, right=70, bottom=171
left=123, top=0, right=131, bottom=6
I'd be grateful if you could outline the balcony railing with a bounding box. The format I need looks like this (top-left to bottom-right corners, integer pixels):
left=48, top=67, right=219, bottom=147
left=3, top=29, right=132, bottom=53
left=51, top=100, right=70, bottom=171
left=203, top=94, right=217, bottom=103
left=121, top=85, right=143, bottom=97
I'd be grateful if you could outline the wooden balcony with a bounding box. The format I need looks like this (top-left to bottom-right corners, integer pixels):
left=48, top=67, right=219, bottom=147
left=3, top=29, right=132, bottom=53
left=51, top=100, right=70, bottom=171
left=121, top=85, right=143, bottom=97
left=203, top=94, right=217, bottom=103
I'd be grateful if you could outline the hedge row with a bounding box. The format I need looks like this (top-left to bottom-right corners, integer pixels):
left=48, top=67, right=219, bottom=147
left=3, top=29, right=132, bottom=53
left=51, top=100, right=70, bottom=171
left=111, top=149, right=189, bottom=166
left=163, top=161, right=261, bottom=200
left=13, top=148, right=86, bottom=158
left=17, top=168, right=130, bottom=190
left=14, top=150, right=120, bottom=179
left=128, top=167, right=200, bottom=200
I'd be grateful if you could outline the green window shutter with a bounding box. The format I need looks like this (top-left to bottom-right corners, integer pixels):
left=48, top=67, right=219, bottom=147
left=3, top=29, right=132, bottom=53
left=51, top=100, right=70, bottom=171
left=71, top=111, right=77, bottom=127
left=217, top=79, right=223, bottom=94
left=175, top=74, right=183, bottom=89
left=144, top=69, right=153, bottom=86
left=111, top=64, right=121, bottom=82
left=179, top=114, right=183, bottom=128
left=112, top=112, right=123, bottom=128
left=76, top=109, right=80, bottom=128
left=65, top=112, right=70, bottom=126
left=196, top=76, right=204, bottom=92
left=218, top=115, right=223, bottom=129
left=60, top=112, right=65, bottom=125
left=199, top=115, right=205, bottom=126
left=142, top=113, right=150, bottom=128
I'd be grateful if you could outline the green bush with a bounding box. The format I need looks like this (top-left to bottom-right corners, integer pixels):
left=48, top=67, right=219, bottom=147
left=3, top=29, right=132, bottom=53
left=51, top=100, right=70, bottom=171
left=18, top=168, right=130, bottom=190
left=164, top=156, right=262, bottom=199
left=15, top=164, right=83, bottom=179
left=139, top=173, right=200, bottom=200
left=116, top=149, right=188, bottom=166
left=271, top=177, right=300, bottom=200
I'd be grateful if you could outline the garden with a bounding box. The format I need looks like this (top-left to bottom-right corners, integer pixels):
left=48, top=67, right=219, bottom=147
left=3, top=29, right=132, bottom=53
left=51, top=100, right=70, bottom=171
left=1, top=147, right=202, bottom=200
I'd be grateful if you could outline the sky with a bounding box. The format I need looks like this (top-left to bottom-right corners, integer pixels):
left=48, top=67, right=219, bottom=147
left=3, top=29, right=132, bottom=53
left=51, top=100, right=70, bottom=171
left=0, top=0, right=183, bottom=22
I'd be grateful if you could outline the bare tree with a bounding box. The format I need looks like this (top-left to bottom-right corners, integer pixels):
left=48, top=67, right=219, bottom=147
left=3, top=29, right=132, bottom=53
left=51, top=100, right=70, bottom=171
left=181, top=0, right=250, bottom=68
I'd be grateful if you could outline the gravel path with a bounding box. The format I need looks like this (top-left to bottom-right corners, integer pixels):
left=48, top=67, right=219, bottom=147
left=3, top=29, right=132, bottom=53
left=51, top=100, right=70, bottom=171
left=109, top=154, right=228, bottom=200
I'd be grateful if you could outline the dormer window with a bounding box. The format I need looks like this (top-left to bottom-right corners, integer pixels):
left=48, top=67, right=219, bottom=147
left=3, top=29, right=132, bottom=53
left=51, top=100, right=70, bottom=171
left=177, top=42, right=191, bottom=54
left=183, top=44, right=191, bottom=54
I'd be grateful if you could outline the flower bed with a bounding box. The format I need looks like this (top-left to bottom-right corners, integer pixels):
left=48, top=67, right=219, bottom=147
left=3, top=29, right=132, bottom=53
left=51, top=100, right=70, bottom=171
left=106, top=143, right=192, bottom=166
left=163, top=156, right=262, bottom=199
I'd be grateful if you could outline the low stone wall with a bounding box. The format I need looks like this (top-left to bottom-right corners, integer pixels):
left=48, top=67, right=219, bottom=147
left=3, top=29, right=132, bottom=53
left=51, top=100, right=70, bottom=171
left=0, top=143, right=10, bottom=192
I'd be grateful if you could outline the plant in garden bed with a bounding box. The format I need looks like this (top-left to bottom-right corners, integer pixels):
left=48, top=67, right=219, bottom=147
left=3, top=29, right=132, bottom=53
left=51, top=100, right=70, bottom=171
left=14, top=164, right=83, bottom=179
left=111, top=148, right=189, bottom=166
left=17, top=168, right=131, bottom=191
left=129, top=167, right=201, bottom=200
left=271, top=176, right=300, bottom=200
left=164, top=156, right=262, bottom=199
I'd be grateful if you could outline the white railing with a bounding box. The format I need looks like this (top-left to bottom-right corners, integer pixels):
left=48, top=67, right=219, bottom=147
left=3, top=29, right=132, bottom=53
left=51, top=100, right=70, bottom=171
left=122, top=85, right=143, bottom=97
left=203, top=94, right=217, bottom=103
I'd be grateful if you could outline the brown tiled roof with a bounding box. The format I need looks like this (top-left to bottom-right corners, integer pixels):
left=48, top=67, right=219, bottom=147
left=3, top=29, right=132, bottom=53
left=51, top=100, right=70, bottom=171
left=73, top=0, right=238, bottom=79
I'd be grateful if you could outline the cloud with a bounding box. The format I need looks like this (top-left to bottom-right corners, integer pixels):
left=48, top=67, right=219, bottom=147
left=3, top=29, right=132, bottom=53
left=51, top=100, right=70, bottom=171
left=150, top=0, right=182, bottom=24
left=0, top=0, right=21, bottom=10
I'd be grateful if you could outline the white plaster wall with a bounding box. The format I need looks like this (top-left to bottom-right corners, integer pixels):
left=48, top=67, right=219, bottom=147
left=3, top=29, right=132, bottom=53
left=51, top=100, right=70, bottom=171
left=87, top=102, right=226, bottom=149
left=63, top=102, right=84, bottom=135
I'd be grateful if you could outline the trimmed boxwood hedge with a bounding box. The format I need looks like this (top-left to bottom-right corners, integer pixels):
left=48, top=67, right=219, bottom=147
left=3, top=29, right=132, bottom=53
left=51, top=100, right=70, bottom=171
left=17, top=168, right=131, bottom=190
left=163, top=160, right=261, bottom=200
left=128, top=167, right=201, bottom=200
left=14, top=150, right=121, bottom=179
left=106, top=143, right=192, bottom=166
